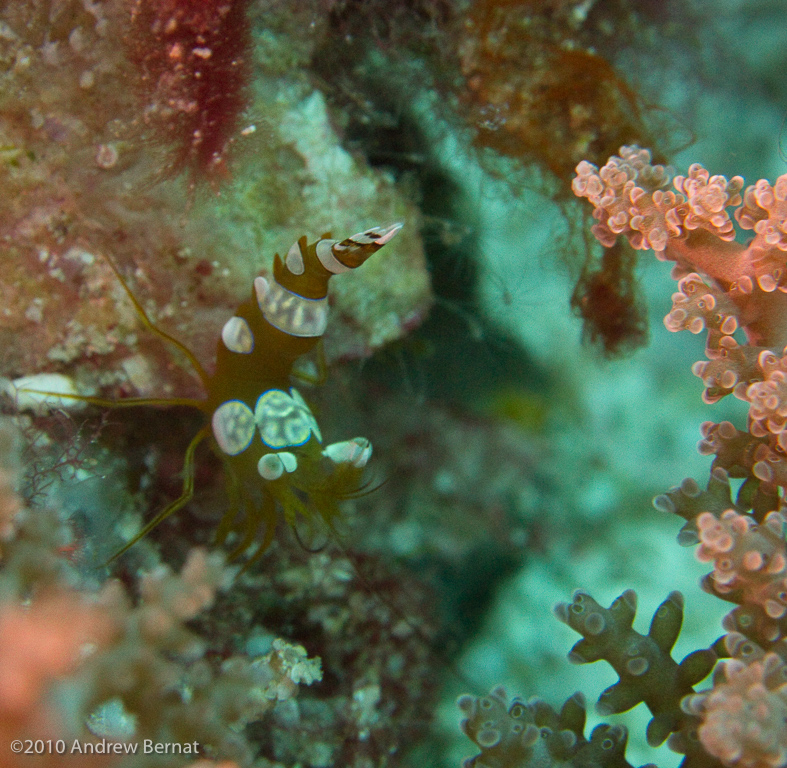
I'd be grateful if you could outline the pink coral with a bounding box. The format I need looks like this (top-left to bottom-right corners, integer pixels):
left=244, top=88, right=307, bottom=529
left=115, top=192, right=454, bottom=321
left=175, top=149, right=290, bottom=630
left=573, top=146, right=787, bottom=349
left=0, top=593, right=115, bottom=716
left=738, top=177, right=787, bottom=255
left=696, top=509, right=787, bottom=616
left=0, top=589, right=117, bottom=768
left=573, top=146, right=787, bottom=768
left=747, top=351, right=787, bottom=448
left=671, top=163, right=743, bottom=241
left=665, top=272, right=739, bottom=338
left=684, top=653, right=787, bottom=768
left=574, top=148, right=787, bottom=506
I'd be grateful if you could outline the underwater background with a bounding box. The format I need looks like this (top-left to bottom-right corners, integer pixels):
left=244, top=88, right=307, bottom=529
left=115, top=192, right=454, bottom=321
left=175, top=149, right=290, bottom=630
left=0, top=1, right=786, bottom=767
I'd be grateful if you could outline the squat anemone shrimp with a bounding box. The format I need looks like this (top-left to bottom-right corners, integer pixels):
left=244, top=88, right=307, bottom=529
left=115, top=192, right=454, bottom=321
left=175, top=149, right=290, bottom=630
left=21, top=223, right=403, bottom=566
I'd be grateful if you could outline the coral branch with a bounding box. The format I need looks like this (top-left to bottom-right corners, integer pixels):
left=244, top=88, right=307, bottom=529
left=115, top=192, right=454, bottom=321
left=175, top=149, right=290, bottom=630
left=572, top=146, right=787, bottom=768
left=573, top=146, right=787, bottom=349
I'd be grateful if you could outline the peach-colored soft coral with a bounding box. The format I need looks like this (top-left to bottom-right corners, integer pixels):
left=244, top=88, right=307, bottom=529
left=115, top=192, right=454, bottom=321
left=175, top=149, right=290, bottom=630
left=685, top=653, right=787, bottom=768
left=0, top=590, right=118, bottom=768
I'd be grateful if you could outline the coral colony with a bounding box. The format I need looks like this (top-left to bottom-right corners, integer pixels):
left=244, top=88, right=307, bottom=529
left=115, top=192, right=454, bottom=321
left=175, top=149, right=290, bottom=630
left=458, top=150, right=787, bottom=768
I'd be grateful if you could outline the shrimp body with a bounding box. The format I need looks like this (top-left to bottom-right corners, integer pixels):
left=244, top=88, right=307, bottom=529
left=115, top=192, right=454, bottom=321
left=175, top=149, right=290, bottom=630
left=204, top=223, right=401, bottom=559
left=22, top=223, right=403, bottom=563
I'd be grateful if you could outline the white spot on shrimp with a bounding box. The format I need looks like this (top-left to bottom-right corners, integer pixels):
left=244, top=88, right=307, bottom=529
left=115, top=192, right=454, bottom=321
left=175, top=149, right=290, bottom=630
left=221, top=316, right=254, bottom=354
left=212, top=400, right=255, bottom=456
left=316, top=238, right=349, bottom=274
left=279, top=451, right=297, bottom=473
left=258, top=452, right=284, bottom=480
left=254, top=276, right=270, bottom=307
left=255, top=388, right=321, bottom=448
left=285, top=242, right=305, bottom=275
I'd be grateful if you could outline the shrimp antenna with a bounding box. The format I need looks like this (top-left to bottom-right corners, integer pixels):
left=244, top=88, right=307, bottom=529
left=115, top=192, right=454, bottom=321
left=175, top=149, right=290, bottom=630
left=292, top=519, right=330, bottom=554
left=101, top=252, right=212, bottom=391
left=105, top=423, right=211, bottom=564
